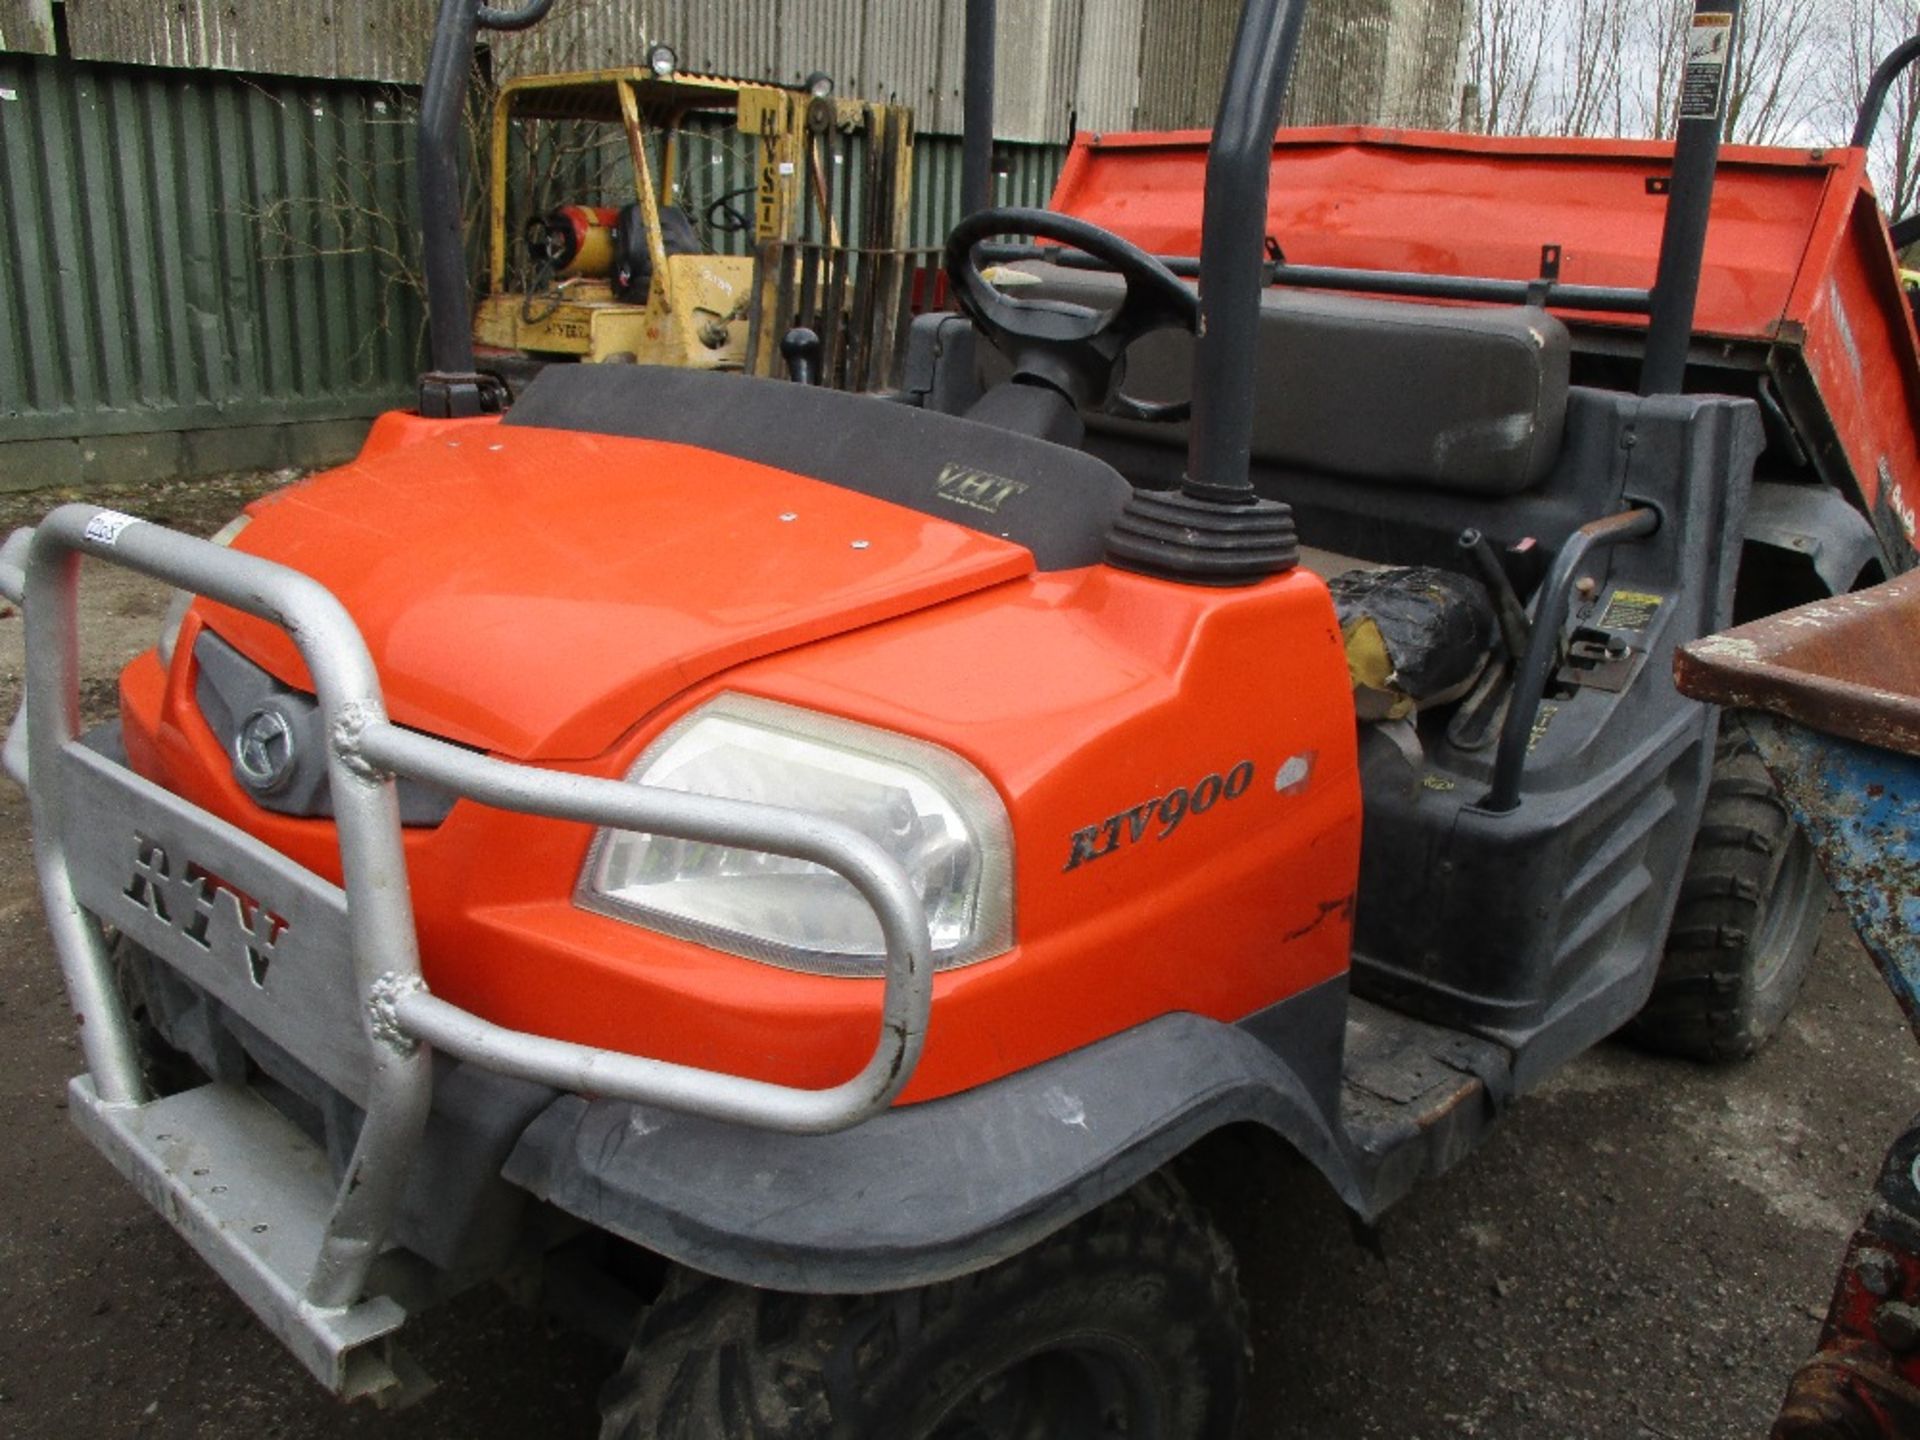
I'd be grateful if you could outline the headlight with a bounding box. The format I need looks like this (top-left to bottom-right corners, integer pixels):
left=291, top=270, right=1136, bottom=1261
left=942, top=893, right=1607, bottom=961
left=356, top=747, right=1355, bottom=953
left=578, top=694, right=1014, bottom=976
left=157, top=514, right=251, bottom=667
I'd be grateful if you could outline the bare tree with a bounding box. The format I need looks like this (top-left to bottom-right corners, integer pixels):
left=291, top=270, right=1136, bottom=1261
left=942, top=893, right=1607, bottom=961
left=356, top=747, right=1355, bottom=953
left=1836, top=0, right=1920, bottom=227
left=1723, top=0, right=1829, bottom=143
left=1557, top=0, right=1632, bottom=137
left=1631, top=0, right=1693, bottom=138
left=1468, top=0, right=1832, bottom=144
left=1466, top=0, right=1550, bottom=134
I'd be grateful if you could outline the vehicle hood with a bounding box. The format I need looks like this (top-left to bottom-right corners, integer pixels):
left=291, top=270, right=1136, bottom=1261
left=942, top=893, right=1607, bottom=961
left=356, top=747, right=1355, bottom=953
left=198, top=416, right=1034, bottom=760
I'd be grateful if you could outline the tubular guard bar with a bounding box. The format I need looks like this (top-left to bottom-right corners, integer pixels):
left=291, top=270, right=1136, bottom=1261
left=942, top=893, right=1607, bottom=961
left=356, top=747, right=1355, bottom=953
left=2, top=505, right=933, bottom=1391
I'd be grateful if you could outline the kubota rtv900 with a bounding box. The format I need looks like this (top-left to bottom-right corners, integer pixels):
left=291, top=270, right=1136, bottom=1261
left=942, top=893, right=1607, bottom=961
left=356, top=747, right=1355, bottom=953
left=10, top=0, right=1919, bottom=1433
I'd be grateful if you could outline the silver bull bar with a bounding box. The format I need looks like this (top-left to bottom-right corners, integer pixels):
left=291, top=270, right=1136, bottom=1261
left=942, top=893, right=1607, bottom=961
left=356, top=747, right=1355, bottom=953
left=4, top=504, right=933, bottom=1398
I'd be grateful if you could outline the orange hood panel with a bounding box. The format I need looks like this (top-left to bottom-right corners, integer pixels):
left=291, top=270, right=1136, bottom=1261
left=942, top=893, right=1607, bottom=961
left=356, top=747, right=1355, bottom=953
left=199, top=417, right=1035, bottom=760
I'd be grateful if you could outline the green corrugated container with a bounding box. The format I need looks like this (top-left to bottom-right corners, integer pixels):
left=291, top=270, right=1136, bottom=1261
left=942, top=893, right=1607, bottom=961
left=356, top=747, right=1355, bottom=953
left=0, top=49, right=1063, bottom=491
left=0, top=51, right=420, bottom=488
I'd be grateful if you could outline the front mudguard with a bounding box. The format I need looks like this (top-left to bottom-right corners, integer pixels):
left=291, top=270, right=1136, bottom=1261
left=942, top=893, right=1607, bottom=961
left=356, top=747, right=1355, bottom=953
left=503, top=977, right=1358, bottom=1294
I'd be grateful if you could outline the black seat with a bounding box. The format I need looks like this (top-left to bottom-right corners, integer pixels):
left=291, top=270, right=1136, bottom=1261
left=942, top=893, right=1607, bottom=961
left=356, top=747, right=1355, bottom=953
left=1008, top=265, right=1572, bottom=495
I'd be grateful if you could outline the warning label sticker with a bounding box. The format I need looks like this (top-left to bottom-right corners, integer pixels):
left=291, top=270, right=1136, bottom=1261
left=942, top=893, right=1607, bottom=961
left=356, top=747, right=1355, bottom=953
left=1679, top=12, right=1733, bottom=122
left=1600, top=589, right=1665, bottom=631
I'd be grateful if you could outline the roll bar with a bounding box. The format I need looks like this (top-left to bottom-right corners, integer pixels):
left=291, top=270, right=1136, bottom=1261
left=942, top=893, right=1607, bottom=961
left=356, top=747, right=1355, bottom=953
left=1184, top=0, right=1311, bottom=504
left=962, top=0, right=996, bottom=217
left=1852, top=32, right=1920, bottom=251
left=1853, top=34, right=1920, bottom=151
left=1640, top=0, right=1739, bottom=396
left=417, top=0, right=559, bottom=417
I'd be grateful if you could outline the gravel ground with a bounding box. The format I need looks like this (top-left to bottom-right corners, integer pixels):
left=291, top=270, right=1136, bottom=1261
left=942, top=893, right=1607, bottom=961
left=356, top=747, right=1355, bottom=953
left=0, top=474, right=1915, bottom=1439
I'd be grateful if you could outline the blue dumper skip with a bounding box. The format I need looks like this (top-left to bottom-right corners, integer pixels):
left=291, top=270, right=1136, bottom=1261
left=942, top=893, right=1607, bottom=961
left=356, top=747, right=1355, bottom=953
left=1675, top=571, right=1920, bottom=1437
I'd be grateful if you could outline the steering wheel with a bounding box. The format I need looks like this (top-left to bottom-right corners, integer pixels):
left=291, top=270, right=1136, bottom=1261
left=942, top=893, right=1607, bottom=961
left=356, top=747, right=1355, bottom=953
left=706, top=185, right=755, bottom=237
left=945, top=206, right=1199, bottom=423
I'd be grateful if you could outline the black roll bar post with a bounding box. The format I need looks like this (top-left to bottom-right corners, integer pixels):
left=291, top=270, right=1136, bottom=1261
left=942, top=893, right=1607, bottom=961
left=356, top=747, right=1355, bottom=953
left=1184, top=0, right=1311, bottom=503
left=1853, top=33, right=1920, bottom=150
left=417, top=0, right=554, bottom=417
left=962, top=0, right=997, bottom=217
left=1855, top=34, right=1920, bottom=250
left=1640, top=0, right=1739, bottom=398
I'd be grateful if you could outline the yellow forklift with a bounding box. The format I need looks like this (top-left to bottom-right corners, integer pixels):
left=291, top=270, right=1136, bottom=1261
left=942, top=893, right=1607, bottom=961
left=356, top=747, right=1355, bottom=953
left=472, top=52, right=927, bottom=393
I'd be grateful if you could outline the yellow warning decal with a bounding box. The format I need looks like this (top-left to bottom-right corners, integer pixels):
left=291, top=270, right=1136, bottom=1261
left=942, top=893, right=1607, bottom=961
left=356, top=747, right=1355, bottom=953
left=1600, top=589, right=1664, bottom=631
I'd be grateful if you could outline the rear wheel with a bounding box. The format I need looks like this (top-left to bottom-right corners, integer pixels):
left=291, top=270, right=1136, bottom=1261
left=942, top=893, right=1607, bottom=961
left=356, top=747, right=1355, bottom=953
left=597, top=1174, right=1248, bottom=1440
left=1629, top=718, right=1830, bottom=1062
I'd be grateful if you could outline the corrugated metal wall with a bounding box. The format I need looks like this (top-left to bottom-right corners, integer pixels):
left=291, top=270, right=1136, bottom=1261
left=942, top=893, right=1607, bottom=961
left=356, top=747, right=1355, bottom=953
left=0, top=50, right=418, bottom=451
left=59, top=0, right=433, bottom=83
left=33, top=0, right=1476, bottom=144
left=0, top=45, right=1060, bottom=470
left=0, top=0, right=52, bottom=56
left=491, top=0, right=1135, bottom=141
left=1138, top=0, right=1468, bottom=130
left=44, top=0, right=1122, bottom=140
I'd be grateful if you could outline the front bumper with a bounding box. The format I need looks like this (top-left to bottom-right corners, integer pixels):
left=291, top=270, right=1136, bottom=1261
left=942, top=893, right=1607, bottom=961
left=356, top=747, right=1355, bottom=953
left=3, top=509, right=933, bottom=1397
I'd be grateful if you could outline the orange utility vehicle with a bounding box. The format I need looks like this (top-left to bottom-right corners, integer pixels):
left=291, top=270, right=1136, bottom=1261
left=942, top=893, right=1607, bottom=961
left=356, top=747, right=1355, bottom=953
left=8, top=0, right=1919, bottom=1433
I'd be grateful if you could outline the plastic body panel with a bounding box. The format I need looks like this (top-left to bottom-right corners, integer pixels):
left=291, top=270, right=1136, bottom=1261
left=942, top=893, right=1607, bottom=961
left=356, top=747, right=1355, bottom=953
left=193, top=409, right=1035, bottom=761
left=504, top=977, right=1358, bottom=1295
left=1346, top=393, right=1761, bottom=1085
left=975, top=347, right=1766, bottom=1080
left=118, top=412, right=1363, bottom=1105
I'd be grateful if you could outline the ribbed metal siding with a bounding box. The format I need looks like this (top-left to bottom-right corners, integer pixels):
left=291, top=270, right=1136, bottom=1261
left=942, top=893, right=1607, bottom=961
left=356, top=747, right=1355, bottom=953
left=65, top=0, right=433, bottom=84
left=1377, top=0, right=1468, bottom=129
left=1137, top=0, right=1468, bottom=131
left=494, top=0, right=1136, bottom=142
left=0, top=52, right=417, bottom=445
left=1137, top=0, right=1236, bottom=131
left=0, top=0, right=53, bottom=56
left=906, top=135, right=1064, bottom=247
left=1285, top=0, right=1396, bottom=127
left=1072, top=0, right=1145, bottom=135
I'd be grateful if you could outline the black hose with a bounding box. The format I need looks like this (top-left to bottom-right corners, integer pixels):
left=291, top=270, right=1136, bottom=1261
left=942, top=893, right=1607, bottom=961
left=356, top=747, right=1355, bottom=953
left=1458, top=529, right=1531, bottom=661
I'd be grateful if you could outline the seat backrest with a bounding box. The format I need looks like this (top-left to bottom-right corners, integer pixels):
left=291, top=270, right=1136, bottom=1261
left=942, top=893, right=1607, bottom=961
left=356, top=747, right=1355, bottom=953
left=1010, top=265, right=1572, bottom=496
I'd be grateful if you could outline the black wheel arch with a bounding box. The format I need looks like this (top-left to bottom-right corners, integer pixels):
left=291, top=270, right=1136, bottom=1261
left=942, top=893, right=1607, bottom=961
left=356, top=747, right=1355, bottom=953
left=1735, top=478, right=1887, bottom=623
left=502, top=977, right=1362, bottom=1296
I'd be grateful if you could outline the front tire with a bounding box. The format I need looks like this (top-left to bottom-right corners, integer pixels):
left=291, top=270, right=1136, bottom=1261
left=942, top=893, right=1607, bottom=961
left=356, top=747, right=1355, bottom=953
left=598, top=1174, right=1248, bottom=1440
left=1629, top=718, right=1829, bottom=1062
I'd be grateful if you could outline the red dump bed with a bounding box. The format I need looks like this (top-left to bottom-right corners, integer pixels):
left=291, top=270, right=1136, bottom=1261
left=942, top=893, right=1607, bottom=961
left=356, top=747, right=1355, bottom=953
left=1050, top=127, right=1920, bottom=569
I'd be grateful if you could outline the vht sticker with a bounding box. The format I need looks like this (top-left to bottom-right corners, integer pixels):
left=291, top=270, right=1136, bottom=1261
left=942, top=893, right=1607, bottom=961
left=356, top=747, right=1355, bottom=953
left=934, top=462, right=1029, bottom=515
left=1063, top=761, right=1256, bottom=871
